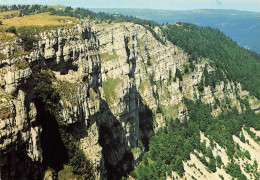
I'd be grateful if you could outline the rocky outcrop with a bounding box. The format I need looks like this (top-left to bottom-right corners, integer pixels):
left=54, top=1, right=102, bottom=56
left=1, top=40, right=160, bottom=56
left=0, top=20, right=259, bottom=180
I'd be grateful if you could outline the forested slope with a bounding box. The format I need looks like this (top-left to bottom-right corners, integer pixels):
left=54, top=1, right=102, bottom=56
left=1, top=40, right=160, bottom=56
left=130, top=22, right=260, bottom=180
left=162, top=23, right=260, bottom=99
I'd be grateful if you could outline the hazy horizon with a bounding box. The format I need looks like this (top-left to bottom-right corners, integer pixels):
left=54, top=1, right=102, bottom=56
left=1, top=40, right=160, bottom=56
left=1, top=0, right=260, bottom=12
left=91, top=7, right=260, bottom=13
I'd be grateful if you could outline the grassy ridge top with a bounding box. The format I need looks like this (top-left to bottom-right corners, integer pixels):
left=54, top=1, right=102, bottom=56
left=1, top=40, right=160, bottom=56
left=0, top=10, right=19, bottom=19
left=0, top=11, right=78, bottom=53
left=0, top=12, right=77, bottom=28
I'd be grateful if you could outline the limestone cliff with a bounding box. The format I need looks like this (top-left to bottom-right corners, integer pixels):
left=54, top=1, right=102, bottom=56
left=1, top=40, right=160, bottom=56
left=0, top=20, right=259, bottom=180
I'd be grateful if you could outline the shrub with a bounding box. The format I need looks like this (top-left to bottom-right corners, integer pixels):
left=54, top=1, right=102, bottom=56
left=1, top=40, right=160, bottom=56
left=16, top=26, right=39, bottom=51
left=244, top=150, right=251, bottom=160
left=0, top=106, right=13, bottom=120
left=184, top=65, right=189, bottom=74
left=5, top=26, right=16, bottom=34
left=225, top=163, right=244, bottom=178
left=175, top=68, right=183, bottom=81
left=147, top=58, right=152, bottom=66
left=156, top=104, right=163, bottom=113
left=14, top=59, right=29, bottom=70
left=198, top=79, right=204, bottom=92
left=59, top=128, right=95, bottom=180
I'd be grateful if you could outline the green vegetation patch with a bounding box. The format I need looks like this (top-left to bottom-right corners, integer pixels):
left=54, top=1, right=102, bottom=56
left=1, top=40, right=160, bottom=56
left=160, top=104, right=179, bottom=120
left=137, top=37, right=144, bottom=49
left=0, top=10, right=19, bottom=19
left=131, top=147, right=142, bottom=156
left=102, top=77, right=121, bottom=106
left=131, top=98, right=260, bottom=179
left=57, top=80, right=79, bottom=108
left=100, top=51, right=119, bottom=62
left=162, top=23, right=260, bottom=99
left=140, top=79, right=151, bottom=95
left=244, top=160, right=260, bottom=179
left=225, top=163, right=246, bottom=179
left=0, top=52, right=7, bottom=60
left=58, top=128, right=95, bottom=180
left=89, top=87, right=100, bottom=102
left=13, top=59, right=29, bottom=70
left=0, top=105, right=13, bottom=120
left=33, top=70, right=95, bottom=179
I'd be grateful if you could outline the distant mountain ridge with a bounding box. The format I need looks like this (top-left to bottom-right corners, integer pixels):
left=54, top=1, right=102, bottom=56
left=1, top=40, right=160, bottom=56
left=92, top=8, right=260, bottom=54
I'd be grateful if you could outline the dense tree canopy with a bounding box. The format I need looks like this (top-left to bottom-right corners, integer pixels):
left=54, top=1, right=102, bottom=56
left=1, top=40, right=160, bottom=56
left=132, top=98, right=259, bottom=179
left=162, top=23, right=260, bottom=99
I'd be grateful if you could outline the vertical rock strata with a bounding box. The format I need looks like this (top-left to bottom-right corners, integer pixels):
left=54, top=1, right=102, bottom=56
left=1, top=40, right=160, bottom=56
left=0, top=21, right=259, bottom=179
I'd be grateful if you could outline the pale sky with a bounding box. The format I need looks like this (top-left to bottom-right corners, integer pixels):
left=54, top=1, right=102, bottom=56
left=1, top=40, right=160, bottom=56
left=1, top=0, right=260, bottom=12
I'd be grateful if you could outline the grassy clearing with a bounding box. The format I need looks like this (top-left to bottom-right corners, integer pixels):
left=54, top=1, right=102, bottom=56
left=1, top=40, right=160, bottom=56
left=131, top=147, right=142, bottom=155
left=0, top=11, right=19, bottom=19
left=137, top=37, right=145, bottom=54
left=100, top=51, right=119, bottom=62
left=57, top=80, right=79, bottom=108
left=0, top=12, right=78, bottom=50
left=161, top=104, right=179, bottom=120
left=140, top=79, right=151, bottom=95
left=102, top=77, right=121, bottom=106
left=0, top=32, right=17, bottom=42
left=160, top=82, right=171, bottom=101
left=137, top=38, right=144, bottom=48
left=0, top=12, right=77, bottom=28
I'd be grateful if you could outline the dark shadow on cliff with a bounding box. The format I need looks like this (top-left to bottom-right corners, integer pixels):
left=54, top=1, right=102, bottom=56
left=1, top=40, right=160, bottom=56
left=95, top=41, right=154, bottom=179
left=97, top=85, right=154, bottom=179
left=35, top=100, right=69, bottom=172
left=97, top=99, right=134, bottom=180
left=1, top=138, right=42, bottom=180
left=138, top=104, right=154, bottom=150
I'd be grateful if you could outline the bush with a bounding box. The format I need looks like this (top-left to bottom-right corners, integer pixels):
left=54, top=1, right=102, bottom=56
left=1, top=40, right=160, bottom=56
left=156, top=104, right=163, bottom=113
left=198, top=80, right=204, bottom=92
left=16, top=26, right=39, bottom=51
left=225, top=163, right=243, bottom=178
left=184, top=65, right=189, bottom=74
left=216, top=155, right=222, bottom=168
left=0, top=20, right=2, bottom=25
left=244, top=150, right=251, bottom=160
left=14, top=59, right=29, bottom=70
left=5, top=26, right=16, bottom=34
left=147, top=58, right=152, bottom=66
left=175, top=68, right=183, bottom=81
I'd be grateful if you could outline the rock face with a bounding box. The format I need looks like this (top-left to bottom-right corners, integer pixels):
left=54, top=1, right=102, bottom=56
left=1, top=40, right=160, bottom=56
left=0, top=20, right=259, bottom=180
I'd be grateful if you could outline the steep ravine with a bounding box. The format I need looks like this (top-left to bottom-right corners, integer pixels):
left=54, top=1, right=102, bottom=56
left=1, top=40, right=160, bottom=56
left=0, top=20, right=259, bottom=180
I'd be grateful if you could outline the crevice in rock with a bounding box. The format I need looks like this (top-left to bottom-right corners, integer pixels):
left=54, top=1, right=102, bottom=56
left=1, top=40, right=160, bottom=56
left=35, top=100, right=69, bottom=172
